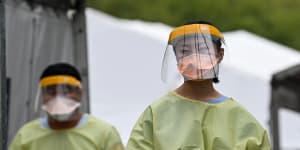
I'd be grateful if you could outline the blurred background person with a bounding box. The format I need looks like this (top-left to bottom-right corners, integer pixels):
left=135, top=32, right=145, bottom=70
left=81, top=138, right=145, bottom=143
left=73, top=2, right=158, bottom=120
left=9, top=63, right=124, bottom=150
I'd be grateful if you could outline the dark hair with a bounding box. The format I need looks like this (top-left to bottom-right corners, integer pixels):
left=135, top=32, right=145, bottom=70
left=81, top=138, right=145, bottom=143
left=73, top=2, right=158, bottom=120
left=184, top=20, right=222, bottom=83
left=40, top=63, right=81, bottom=81
left=184, top=20, right=222, bottom=50
left=184, top=20, right=215, bottom=26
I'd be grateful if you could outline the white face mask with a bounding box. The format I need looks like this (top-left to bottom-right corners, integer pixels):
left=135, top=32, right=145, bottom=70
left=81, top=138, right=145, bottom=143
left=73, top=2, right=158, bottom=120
left=48, top=110, right=76, bottom=122
left=42, top=96, right=81, bottom=122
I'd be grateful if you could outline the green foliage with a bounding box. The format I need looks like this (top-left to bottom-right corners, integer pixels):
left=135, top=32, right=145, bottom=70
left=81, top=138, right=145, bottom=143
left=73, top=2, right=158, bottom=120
left=87, top=0, right=300, bottom=51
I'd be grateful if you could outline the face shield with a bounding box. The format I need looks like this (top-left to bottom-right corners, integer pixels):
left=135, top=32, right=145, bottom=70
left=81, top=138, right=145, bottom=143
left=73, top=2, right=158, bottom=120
left=34, top=75, right=82, bottom=121
left=161, top=24, right=225, bottom=85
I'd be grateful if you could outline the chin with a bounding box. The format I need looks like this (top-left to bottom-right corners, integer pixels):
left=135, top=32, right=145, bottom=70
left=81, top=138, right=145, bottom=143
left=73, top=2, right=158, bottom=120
left=184, top=79, right=207, bottom=82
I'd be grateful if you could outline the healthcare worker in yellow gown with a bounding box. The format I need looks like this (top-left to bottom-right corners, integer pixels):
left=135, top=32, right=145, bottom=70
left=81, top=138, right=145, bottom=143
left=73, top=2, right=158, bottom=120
left=10, top=63, right=124, bottom=150
left=126, top=20, right=271, bottom=150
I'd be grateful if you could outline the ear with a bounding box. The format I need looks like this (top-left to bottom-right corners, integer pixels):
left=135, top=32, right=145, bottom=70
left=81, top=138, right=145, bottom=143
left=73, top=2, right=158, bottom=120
left=78, top=88, right=83, bottom=97
left=218, top=48, right=224, bottom=63
left=74, top=88, right=83, bottom=102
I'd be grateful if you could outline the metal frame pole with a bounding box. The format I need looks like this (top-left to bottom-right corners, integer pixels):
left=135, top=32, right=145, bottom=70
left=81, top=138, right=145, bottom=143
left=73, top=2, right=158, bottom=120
left=0, top=0, right=8, bottom=149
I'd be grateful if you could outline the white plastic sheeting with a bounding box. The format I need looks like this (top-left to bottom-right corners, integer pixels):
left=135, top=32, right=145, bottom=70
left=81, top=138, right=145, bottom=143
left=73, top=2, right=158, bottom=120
left=86, top=8, right=300, bottom=149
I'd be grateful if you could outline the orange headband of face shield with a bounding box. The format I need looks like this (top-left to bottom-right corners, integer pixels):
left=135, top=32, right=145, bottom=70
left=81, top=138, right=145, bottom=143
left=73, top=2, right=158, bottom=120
left=168, top=24, right=224, bottom=44
left=40, top=75, right=82, bottom=88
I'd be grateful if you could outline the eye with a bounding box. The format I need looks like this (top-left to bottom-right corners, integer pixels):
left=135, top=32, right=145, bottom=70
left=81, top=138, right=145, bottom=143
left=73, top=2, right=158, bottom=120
left=176, top=49, right=192, bottom=57
left=199, top=49, right=209, bottom=54
left=42, top=86, right=56, bottom=95
left=64, top=85, right=80, bottom=94
left=182, top=49, right=190, bottom=53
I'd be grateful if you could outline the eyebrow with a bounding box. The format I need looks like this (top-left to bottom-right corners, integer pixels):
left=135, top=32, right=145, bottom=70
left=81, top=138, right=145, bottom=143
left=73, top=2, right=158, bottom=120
left=176, top=40, right=207, bottom=46
left=176, top=44, right=192, bottom=49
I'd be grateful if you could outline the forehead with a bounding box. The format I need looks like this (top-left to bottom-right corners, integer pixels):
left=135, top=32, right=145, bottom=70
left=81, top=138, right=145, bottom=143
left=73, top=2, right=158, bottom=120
left=174, top=37, right=206, bottom=47
left=172, top=34, right=218, bottom=47
left=173, top=37, right=219, bottom=51
left=42, top=84, right=76, bottom=88
left=41, top=84, right=81, bottom=93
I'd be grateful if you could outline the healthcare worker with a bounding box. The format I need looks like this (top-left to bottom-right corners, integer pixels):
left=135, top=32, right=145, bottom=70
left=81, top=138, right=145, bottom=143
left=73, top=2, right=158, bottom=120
left=126, top=20, right=271, bottom=150
left=10, top=63, right=124, bottom=150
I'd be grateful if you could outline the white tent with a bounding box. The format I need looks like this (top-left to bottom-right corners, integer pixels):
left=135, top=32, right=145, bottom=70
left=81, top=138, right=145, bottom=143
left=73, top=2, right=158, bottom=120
left=86, top=8, right=300, bottom=149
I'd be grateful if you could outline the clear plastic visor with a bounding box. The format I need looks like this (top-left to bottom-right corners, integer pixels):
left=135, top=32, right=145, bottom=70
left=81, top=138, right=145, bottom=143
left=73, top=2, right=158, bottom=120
left=162, top=33, right=224, bottom=85
left=34, top=83, right=82, bottom=115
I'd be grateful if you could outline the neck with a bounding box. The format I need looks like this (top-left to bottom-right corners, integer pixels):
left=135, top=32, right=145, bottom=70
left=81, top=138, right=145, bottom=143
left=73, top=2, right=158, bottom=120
left=48, top=112, right=83, bottom=130
left=175, top=79, right=221, bottom=102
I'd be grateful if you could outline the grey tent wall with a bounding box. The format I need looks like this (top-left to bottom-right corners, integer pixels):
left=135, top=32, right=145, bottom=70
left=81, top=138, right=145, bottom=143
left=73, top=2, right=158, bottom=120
left=5, top=0, right=89, bottom=146
left=1, top=0, right=8, bottom=149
